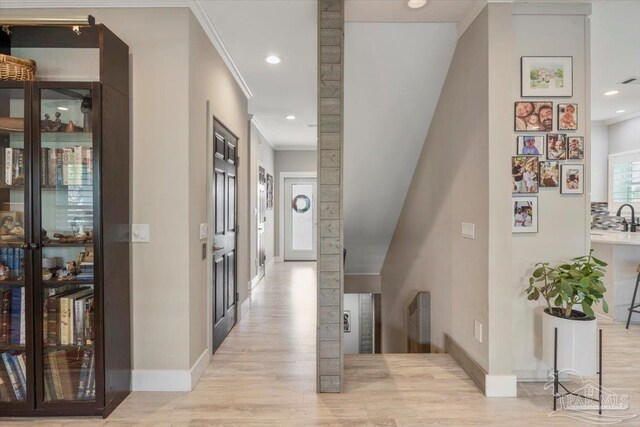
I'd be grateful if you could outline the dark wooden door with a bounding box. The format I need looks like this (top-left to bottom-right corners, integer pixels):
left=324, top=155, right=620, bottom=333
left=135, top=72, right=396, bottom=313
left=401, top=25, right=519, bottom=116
left=212, top=119, right=237, bottom=354
left=257, top=166, right=266, bottom=279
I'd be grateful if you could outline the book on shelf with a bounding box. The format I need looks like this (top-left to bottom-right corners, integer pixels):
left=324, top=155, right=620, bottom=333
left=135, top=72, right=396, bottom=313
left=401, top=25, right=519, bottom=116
left=1, top=350, right=26, bottom=401
left=45, top=287, right=94, bottom=347
left=38, top=145, right=93, bottom=187
left=4, top=148, right=25, bottom=186
left=0, top=247, right=26, bottom=274
left=43, top=348, right=94, bottom=402
left=0, top=286, right=26, bottom=346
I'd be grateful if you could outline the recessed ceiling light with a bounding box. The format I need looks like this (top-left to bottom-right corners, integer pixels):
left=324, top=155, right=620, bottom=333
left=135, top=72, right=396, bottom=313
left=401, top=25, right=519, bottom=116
left=286, top=115, right=296, bottom=120
left=265, top=55, right=282, bottom=65
left=57, top=107, right=68, bottom=111
left=604, top=90, right=619, bottom=96
left=407, top=0, right=427, bottom=9
left=616, top=109, right=626, bottom=114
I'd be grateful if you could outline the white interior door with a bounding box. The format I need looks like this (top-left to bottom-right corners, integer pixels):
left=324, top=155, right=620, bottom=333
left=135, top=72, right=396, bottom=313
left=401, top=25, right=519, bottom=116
left=284, top=178, right=317, bottom=261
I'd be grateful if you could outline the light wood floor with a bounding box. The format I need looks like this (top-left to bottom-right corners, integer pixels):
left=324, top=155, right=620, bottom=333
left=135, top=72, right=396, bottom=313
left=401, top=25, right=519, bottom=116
left=4, top=261, right=640, bottom=425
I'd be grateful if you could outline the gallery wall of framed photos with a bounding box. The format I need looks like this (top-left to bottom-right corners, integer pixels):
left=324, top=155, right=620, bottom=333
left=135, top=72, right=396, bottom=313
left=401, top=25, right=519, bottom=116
left=512, top=56, right=586, bottom=234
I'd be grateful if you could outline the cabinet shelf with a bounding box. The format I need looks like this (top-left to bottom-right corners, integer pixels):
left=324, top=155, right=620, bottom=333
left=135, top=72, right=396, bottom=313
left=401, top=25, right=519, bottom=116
left=2, top=132, right=93, bottom=144
left=42, top=242, right=93, bottom=248
left=43, top=279, right=94, bottom=287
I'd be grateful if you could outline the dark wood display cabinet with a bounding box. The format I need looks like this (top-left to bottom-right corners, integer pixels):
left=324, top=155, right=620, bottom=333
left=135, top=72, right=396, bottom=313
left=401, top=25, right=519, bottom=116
left=0, top=20, right=130, bottom=417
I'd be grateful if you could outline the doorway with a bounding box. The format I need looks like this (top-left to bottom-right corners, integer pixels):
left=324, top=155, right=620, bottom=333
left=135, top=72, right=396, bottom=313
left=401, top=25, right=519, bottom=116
left=283, top=177, right=317, bottom=261
left=211, top=118, right=238, bottom=354
left=257, top=166, right=266, bottom=280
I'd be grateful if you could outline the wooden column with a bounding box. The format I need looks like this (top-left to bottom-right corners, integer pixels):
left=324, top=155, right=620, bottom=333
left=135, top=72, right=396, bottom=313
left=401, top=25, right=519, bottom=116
left=317, top=0, right=344, bottom=393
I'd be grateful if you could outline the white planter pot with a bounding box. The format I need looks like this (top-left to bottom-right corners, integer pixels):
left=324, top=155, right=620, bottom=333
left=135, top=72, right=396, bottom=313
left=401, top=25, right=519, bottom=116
left=542, top=309, right=597, bottom=376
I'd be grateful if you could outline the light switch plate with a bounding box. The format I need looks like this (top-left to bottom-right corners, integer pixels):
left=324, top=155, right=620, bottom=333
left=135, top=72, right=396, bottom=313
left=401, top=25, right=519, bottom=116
left=474, top=320, right=483, bottom=343
left=131, top=224, right=150, bottom=243
left=462, top=222, right=475, bottom=240
left=199, top=223, right=208, bottom=240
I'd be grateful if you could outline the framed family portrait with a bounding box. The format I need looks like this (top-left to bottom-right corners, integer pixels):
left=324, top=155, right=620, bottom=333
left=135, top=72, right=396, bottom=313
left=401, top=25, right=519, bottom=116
left=539, top=161, right=560, bottom=188
left=515, top=101, right=553, bottom=132
left=546, top=133, right=567, bottom=160
left=517, top=136, right=545, bottom=156
left=567, top=136, right=584, bottom=160
left=521, top=56, right=573, bottom=97
left=560, top=164, right=584, bottom=194
left=558, top=103, right=578, bottom=131
left=512, top=197, right=538, bottom=233
left=512, top=156, right=539, bottom=194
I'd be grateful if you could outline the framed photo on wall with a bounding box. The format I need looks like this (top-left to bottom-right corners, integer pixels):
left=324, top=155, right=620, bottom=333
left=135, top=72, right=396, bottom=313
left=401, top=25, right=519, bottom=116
left=343, top=311, right=351, bottom=333
left=517, top=135, right=545, bottom=156
left=546, top=133, right=567, bottom=160
left=515, top=101, right=553, bottom=132
left=567, top=136, right=584, bottom=160
left=539, top=161, right=560, bottom=188
left=521, top=56, right=573, bottom=97
left=512, top=196, right=538, bottom=233
left=512, top=156, right=539, bottom=194
left=558, top=103, right=578, bottom=131
left=560, top=164, right=584, bottom=194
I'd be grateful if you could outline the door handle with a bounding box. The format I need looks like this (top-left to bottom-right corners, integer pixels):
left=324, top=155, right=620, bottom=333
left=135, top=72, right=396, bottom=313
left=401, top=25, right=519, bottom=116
left=213, top=245, right=225, bottom=252
left=20, top=243, right=29, bottom=250
left=30, top=243, right=39, bottom=250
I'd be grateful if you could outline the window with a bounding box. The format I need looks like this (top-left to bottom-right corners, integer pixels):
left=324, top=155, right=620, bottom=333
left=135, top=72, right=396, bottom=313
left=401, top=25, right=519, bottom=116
left=609, top=150, right=640, bottom=214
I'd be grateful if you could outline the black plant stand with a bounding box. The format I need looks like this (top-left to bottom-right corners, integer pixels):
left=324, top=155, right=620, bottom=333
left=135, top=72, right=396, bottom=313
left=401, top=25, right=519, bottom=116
left=626, top=269, right=640, bottom=329
left=553, top=327, right=603, bottom=415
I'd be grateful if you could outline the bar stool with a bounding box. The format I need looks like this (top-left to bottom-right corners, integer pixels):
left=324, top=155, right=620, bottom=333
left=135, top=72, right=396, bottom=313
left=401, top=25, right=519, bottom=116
left=626, top=263, right=640, bottom=329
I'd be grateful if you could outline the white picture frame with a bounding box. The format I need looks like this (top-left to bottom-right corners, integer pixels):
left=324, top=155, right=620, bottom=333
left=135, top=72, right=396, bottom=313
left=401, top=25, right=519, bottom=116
left=521, top=56, right=573, bottom=97
left=512, top=196, right=538, bottom=233
left=560, top=164, right=584, bottom=194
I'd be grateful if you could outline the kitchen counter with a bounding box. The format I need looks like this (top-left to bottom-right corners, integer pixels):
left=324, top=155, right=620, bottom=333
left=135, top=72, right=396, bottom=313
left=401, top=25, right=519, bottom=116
left=591, top=230, right=640, bottom=246
left=591, top=231, right=640, bottom=323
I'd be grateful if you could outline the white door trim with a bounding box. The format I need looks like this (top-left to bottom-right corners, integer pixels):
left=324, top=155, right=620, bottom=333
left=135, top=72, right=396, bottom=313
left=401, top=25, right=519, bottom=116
left=279, top=172, right=317, bottom=260
left=205, top=101, right=214, bottom=358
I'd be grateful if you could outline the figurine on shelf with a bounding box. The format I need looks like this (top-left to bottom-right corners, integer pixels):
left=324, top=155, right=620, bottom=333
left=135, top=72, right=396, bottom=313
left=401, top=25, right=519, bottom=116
left=65, top=120, right=76, bottom=133
left=56, top=261, right=77, bottom=281
left=52, top=112, right=63, bottom=132
left=42, top=113, right=54, bottom=132
left=42, top=269, right=53, bottom=281
left=0, top=264, right=9, bottom=281
left=41, top=229, right=51, bottom=243
left=81, top=97, right=92, bottom=132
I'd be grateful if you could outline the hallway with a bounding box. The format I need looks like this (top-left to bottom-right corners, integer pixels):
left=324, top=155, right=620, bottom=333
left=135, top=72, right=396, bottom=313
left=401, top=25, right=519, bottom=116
left=3, top=261, right=640, bottom=425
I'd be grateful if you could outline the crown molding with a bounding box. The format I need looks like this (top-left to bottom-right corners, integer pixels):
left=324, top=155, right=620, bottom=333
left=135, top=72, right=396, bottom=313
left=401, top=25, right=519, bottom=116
left=190, top=1, right=252, bottom=99
left=0, top=0, right=253, bottom=100
left=273, top=145, right=317, bottom=151
left=605, top=110, right=640, bottom=126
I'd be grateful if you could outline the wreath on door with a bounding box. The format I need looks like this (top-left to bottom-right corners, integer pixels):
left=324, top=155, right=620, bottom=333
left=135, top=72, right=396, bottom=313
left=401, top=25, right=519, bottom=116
left=292, top=195, right=311, bottom=213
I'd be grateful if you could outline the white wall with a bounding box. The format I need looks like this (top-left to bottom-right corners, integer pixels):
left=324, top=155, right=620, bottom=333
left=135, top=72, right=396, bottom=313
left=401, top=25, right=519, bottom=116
left=591, top=123, right=609, bottom=202
left=609, top=116, right=640, bottom=154
left=343, top=294, right=360, bottom=354
left=344, top=22, right=457, bottom=275
left=509, top=4, right=590, bottom=380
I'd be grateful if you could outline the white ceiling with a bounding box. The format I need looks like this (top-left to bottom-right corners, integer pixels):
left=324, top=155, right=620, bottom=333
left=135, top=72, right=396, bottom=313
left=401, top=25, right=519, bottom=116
left=202, top=0, right=317, bottom=149
left=591, top=1, right=640, bottom=123
left=343, top=22, right=457, bottom=274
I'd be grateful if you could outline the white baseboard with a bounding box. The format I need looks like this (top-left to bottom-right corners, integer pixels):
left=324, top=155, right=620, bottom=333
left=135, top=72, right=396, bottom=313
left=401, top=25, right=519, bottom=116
left=266, top=257, right=276, bottom=272
left=132, top=348, right=210, bottom=392
left=241, top=296, right=251, bottom=318
left=249, top=275, right=260, bottom=290
left=485, top=375, right=518, bottom=397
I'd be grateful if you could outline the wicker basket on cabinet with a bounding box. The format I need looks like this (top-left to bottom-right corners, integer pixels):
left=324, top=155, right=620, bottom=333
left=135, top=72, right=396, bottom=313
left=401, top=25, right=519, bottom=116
left=0, top=54, right=37, bottom=81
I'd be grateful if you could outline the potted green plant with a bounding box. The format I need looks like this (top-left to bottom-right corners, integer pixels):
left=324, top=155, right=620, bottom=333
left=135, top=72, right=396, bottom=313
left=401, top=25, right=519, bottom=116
left=525, top=250, right=608, bottom=375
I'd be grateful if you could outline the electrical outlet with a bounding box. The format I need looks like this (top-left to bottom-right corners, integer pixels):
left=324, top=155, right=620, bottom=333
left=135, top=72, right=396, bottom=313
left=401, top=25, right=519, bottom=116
left=474, top=320, right=483, bottom=343
left=462, top=222, right=475, bottom=240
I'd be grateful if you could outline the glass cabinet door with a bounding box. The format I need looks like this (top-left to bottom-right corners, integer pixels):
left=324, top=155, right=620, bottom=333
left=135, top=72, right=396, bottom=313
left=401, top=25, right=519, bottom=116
left=38, top=87, right=96, bottom=403
left=0, top=86, right=30, bottom=405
